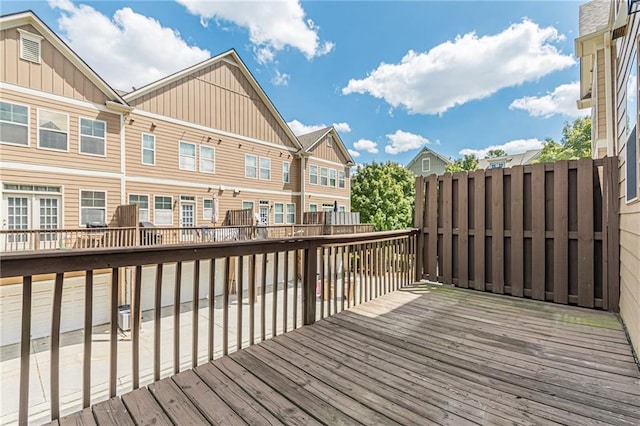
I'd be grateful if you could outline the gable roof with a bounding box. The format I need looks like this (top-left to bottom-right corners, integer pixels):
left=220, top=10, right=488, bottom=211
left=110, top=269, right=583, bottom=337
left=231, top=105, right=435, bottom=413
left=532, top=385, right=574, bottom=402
left=297, top=126, right=355, bottom=165
left=124, top=49, right=302, bottom=150
left=477, top=149, right=542, bottom=169
left=0, top=10, right=129, bottom=110
left=406, top=146, right=452, bottom=170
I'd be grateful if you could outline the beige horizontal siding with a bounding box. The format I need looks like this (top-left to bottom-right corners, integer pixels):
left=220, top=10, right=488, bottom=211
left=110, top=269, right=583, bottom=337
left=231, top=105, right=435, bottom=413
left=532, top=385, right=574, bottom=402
left=596, top=49, right=607, bottom=141
left=0, top=88, right=122, bottom=172
left=0, top=25, right=108, bottom=105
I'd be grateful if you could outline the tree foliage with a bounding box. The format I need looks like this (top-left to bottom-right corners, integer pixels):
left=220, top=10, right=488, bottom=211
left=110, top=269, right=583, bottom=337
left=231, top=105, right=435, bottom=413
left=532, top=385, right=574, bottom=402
left=536, top=116, right=591, bottom=163
left=445, top=154, right=479, bottom=173
left=350, top=162, right=415, bottom=231
left=486, top=149, right=507, bottom=158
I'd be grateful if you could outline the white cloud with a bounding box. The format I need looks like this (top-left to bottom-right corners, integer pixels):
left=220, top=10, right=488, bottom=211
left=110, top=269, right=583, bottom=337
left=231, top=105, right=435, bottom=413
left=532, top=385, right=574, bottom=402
left=343, top=19, right=575, bottom=115
left=287, top=119, right=351, bottom=136
left=353, top=139, right=379, bottom=154
left=272, top=69, right=290, bottom=86
left=509, top=82, right=584, bottom=118
left=177, top=0, right=334, bottom=64
left=459, top=138, right=545, bottom=158
left=49, top=0, right=210, bottom=90
left=385, top=130, right=429, bottom=155
left=348, top=149, right=360, bottom=158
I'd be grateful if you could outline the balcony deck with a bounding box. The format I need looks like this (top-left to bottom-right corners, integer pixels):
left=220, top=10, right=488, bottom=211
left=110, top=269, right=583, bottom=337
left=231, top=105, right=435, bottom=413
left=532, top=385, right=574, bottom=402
left=50, top=284, right=640, bottom=426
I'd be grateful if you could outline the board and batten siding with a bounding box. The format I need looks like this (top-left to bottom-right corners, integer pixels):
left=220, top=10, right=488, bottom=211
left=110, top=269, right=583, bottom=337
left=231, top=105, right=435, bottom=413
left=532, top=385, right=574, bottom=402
left=127, top=60, right=294, bottom=148
left=596, top=48, right=607, bottom=142
left=308, top=135, right=350, bottom=165
left=0, top=89, right=122, bottom=172
left=0, top=24, right=109, bottom=105
left=614, top=11, right=640, bottom=356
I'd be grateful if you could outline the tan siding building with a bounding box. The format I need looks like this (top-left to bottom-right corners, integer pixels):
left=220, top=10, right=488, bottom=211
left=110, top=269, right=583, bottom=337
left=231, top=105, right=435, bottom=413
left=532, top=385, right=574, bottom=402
left=576, top=0, right=640, bottom=356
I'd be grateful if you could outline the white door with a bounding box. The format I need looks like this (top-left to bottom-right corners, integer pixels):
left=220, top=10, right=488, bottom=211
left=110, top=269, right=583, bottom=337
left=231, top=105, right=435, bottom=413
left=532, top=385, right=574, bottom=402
left=259, top=204, right=269, bottom=225
left=37, top=197, right=60, bottom=249
left=181, top=202, right=195, bottom=240
left=3, top=195, right=30, bottom=250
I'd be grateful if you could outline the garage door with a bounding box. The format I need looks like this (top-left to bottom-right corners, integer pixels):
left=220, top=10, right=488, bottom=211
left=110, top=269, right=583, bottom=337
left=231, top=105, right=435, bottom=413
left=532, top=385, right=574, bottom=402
left=0, top=273, right=111, bottom=347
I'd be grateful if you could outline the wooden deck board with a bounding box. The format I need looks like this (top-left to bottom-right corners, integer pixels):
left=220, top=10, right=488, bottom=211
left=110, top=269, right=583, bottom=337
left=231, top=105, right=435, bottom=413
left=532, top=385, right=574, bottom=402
left=65, top=284, right=639, bottom=425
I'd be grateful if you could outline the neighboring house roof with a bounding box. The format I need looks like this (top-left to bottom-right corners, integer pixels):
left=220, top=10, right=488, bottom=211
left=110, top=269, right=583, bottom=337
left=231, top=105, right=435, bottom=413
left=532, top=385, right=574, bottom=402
left=406, top=146, right=452, bottom=170
left=578, top=0, right=611, bottom=36
left=0, top=10, right=129, bottom=111
left=124, top=49, right=302, bottom=150
left=477, top=149, right=542, bottom=169
left=297, top=126, right=355, bottom=165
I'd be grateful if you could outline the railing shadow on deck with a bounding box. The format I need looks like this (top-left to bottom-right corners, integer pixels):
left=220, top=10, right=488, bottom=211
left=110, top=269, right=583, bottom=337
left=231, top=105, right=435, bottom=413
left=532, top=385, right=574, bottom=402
left=0, top=229, right=417, bottom=424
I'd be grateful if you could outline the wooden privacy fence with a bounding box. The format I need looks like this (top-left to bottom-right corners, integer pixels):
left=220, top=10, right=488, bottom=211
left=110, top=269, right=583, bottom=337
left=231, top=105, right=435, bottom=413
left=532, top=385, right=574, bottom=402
left=414, top=157, right=620, bottom=311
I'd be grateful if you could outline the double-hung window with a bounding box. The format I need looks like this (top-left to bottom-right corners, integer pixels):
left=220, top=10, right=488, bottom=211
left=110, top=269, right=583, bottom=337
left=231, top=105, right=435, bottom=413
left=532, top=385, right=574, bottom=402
left=179, top=141, right=196, bottom=171
left=309, top=203, right=317, bottom=212
left=274, top=203, right=284, bottom=224
left=283, top=161, right=290, bottom=183
left=309, top=165, right=318, bottom=185
left=38, top=109, right=68, bottom=151
left=286, top=203, right=295, bottom=224
left=203, top=199, right=213, bottom=220
left=245, top=154, right=257, bottom=178
left=79, top=118, right=106, bottom=156
left=242, top=201, right=254, bottom=211
left=320, top=167, right=328, bottom=186
left=142, top=134, right=155, bottom=165
left=200, top=146, right=215, bottom=173
left=154, top=196, right=173, bottom=225
left=80, top=190, right=106, bottom=225
left=338, top=171, right=346, bottom=188
left=329, top=169, right=337, bottom=187
left=0, top=101, right=29, bottom=146
left=260, top=157, right=271, bottom=180
left=129, top=194, right=149, bottom=222
left=422, top=158, right=430, bottom=173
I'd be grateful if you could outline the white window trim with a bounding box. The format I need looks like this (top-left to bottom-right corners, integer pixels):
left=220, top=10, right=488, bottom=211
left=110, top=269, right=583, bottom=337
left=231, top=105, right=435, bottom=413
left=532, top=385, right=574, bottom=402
left=141, top=133, right=155, bottom=166
left=422, top=158, right=430, bottom=173
left=338, top=170, right=346, bottom=188
left=309, top=203, right=318, bottom=212
left=259, top=156, right=271, bottom=181
left=286, top=203, right=296, bottom=224
left=203, top=198, right=213, bottom=221
left=179, top=196, right=196, bottom=228
left=199, top=145, right=215, bottom=174
left=37, top=108, right=69, bottom=152
left=320, top=167, right=328, bottom=186
left=329, top=168, right=337, bottom=187
left=274, top=202, right=285, bottom=224
left=0, top=100, right=30, bottom=147
left=282, top=161, right=290, bottom=183
left=78, top=189, right=107, bottom=227
left=242, top=200, right=255, bottom=211
left=128, top=193, right=150, bottom=222
left=245, top=154, right=257, bottom=179
left=78, top=116, right=107, bottom=157
left=309, top=164, right=318, bottom=185
left=18, top=29, right=42, bottom=64
left=154, top=195, right=173, bottom=226
left=626, top=47, right=639, bottom=204
left=179, top=141, right=196, bottom=171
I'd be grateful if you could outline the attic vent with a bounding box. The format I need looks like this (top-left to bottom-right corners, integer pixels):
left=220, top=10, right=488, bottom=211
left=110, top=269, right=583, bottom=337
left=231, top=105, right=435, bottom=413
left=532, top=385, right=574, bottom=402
left=327, top=134, right=333, bottom=147
left=18, top=30, right=42, bottom=64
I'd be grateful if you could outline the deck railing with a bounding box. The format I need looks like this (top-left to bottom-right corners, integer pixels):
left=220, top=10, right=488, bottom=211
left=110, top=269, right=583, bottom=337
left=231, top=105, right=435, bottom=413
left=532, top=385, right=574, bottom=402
left=0, top=229, right=416, bottom=424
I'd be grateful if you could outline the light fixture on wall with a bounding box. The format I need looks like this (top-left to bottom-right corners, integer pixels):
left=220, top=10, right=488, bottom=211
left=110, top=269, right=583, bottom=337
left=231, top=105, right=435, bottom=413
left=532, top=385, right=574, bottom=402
left=173, top=200, right=178, bottom=209
left=233, top=188, right=241, bottom=195
left=128, top=118, right=135, bottom=125
left=150, top=122, right=156, bottom=131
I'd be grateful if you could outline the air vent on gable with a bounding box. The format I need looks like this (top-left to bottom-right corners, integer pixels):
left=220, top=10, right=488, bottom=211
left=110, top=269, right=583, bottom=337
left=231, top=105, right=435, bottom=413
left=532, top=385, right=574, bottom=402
left=18, top=30, right=42, bottom=64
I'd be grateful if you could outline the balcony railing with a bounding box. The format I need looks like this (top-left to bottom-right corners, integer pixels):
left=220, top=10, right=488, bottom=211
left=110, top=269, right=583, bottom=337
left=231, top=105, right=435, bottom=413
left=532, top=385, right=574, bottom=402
left=0, top=224, right=376, bottom=252
left=0, top=229, right=416, bottom=424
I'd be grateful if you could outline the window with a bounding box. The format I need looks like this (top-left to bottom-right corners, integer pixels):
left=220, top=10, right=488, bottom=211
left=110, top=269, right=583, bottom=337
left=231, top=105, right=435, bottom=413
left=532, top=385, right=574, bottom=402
left=286, top=203, right=295, bottom=224
left=200, top=146, right=215, bottom=173
left=242, top=201, right=254, bottom=211
left=129, top=194, right=149, bottom=222
left=203, top=199, right=213, bottom=220
left=154, top=196, right=173, bottom=225
left=19, top=30, right=42, bottom=64
left=79, top=118, right=106, bottom=156
left=489, top=162, right=505, bottom=169
left=309, top=165, right=318, bottom=185
left=260, top=157, right=271, bottom=180
left=309, top=203, right=317, bottom=212
left=626, top=51, right=638, bottom=203
left=329, top=169, right=337, bottom=187
left=38, top=109, right=68, bottom=151
left=80, top=190, right=106, bottom=225
left=245, top=154, right=257, bottom=178
left=179, top=141, right=196, bottom=170
left=320, top=167, right=328, bottom=186
left=338, top=171, right=346, bottom=188
left=283, top=161, right=290, bottom=183
left=0, top=101, right=28, bottom=146
left=327, top=134, right=333, bottom=147
left=142, top=134, right=155, bottom=165
left=274, top=203, right=284, bottom=224
left=422, top=158, right=431, bottom=173
left=338, top=206, right=346, bottom=213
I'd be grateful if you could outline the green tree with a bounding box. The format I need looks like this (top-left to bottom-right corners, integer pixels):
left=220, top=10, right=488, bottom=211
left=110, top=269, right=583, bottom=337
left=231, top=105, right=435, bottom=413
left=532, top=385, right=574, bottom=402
left=536, top=116, right=591, bottom=163
left=350, top=162, right=415, bottom=231
left=445, top=154, right=479, bottom=173
left=486, top=149, right=507, bottom=158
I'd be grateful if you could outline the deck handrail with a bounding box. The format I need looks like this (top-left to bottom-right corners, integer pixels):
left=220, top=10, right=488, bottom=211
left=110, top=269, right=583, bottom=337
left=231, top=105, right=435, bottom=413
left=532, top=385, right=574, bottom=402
left=0, top=229, right=417, bottom=424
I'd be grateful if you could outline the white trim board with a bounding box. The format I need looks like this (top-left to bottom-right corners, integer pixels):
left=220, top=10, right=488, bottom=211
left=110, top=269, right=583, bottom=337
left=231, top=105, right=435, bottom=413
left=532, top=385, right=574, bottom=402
left=1, top=161, right=123, bottom=179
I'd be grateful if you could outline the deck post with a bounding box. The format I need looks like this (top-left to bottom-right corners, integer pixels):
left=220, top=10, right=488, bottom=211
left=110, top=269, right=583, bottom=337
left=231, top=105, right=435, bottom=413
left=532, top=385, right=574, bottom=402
left=303, top=242, right=318, bottom=325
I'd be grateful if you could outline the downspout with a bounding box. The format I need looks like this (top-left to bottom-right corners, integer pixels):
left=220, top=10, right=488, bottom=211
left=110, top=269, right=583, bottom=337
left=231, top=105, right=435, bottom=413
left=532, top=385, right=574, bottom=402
left=604, top=31, right=615, bottom=157
left=300, top=154, right=306, bottom=223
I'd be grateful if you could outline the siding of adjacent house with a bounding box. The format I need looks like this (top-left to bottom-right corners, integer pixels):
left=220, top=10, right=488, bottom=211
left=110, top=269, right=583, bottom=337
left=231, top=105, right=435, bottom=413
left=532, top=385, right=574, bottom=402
left=0, top=25, right=109, bottom=105
left=127, top=59, right=294, bottom=149
left=596, top=48, right=607, bottom=142
left=614, top=11, right=640, bottom=356
left=407, top=151, right=448, bottom=176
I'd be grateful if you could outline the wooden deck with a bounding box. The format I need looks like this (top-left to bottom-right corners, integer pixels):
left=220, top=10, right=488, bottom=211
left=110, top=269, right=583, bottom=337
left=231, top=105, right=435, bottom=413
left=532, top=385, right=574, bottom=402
left=52, top=284, right=640, bottom=426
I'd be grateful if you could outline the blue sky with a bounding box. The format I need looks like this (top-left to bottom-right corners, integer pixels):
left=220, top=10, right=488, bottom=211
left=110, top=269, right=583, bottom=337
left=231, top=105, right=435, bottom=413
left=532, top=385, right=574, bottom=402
left=3, top=0, right=588, bottom=165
